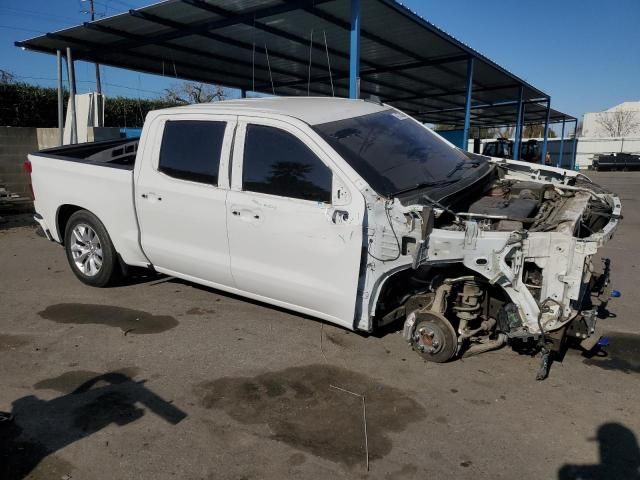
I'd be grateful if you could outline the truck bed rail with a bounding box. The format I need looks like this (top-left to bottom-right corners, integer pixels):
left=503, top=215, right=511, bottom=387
left=35, top=138, right=140, bottom=170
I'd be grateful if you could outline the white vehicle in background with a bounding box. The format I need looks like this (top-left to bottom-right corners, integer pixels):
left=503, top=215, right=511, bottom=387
left=26, top=97, right=621, bottom=378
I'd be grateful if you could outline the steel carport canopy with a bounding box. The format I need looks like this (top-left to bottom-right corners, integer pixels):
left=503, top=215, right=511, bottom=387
left=15, top=0, right=575, bottom=128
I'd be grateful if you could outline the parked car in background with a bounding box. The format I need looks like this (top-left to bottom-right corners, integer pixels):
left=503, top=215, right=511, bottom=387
left=26, top=97, right=621, bottom=378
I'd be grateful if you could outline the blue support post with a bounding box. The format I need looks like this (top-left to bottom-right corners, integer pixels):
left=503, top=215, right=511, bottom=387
left=349, top=0, right=361, bottom=99
left=558, top=118, right=566, bottom=168
left=461, top=56, right=474, bottom=151
left=513, top=86, right=524, bottom=160
left=540, top=99, right=551, bottom=164
left=572, top=120, right=579, bottom=170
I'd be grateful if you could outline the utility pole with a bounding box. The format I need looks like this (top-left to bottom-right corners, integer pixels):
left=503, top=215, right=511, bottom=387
left=86, top=0, right=102, bottom=95
left=83, top=0, right=103, bottom=126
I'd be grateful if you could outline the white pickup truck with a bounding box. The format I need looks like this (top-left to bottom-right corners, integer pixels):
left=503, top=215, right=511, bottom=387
left=27, top=97, right=621, bottom=375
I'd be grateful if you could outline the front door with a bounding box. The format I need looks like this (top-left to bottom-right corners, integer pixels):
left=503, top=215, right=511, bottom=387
left=136, top=114, right=236, bottom=287
left=226, top=117, right=364, bottom=328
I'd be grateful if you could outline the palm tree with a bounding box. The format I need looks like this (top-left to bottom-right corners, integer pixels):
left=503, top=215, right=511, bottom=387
left=268, top=161, right=312, bottom=182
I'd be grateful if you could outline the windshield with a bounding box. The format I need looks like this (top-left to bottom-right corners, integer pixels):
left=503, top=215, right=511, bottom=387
left=313, top=109, right=473, bottom=196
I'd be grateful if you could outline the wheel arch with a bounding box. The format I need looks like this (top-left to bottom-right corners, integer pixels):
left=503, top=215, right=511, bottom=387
left=369, top=262, right=486, bottom=329
left=62, top=204, right=128, bottom=287
left=56, top=204, right=86, bottom=244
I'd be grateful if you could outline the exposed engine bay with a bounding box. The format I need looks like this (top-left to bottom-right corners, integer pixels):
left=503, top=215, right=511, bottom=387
left=357, top=159, right=622, bottom=379
left=459, top=177, right=613, bottom=237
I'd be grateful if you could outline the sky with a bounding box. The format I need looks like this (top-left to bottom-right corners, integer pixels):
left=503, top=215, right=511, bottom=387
left=1, top=0, right=638, bottom=121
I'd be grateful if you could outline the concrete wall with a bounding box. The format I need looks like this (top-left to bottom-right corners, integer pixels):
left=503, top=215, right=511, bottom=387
left=575, top=137, right=640, bottom=169
left=0, top=127, right=47, bottom=198
left=0, top=126, right=120, bottom=199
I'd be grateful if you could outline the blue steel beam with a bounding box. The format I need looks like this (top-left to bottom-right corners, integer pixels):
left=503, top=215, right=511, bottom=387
left=461, top=56, right=474, bottom=150
left=258, top=54, right=469, bottom=91
left=135, top=0, right=468, bottom=108
left=349, top=0, right=361, bottom=99
left=540, top=100, right=551, bottom=164
left=245, top=4, right=467, bottom=107
left=571, top=118, right=578, bottom=170
left=415, top=96, right=547, bottom=115
left=378, top=0, right=546, bottom=100
left=558, top=117, right=566, bottom=167
left=82, top=21, right=305, bottom=84
left=115, top=0, right=337, bottom=50
left=389, top=83, right=521, bottom=104
left=303, top=4, right=489, bottom=90
left=513, top=86, right=524, bottom=160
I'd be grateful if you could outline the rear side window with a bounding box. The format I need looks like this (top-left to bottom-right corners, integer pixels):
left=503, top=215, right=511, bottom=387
left=242, top=125, right=332, bottom=203
left=159, top=120, right=226, bottom=184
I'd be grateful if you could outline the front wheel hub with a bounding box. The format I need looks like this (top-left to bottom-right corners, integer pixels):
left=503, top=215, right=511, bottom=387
left=409, top=311, right=457, bottom=363
left=416, top=326, right=443, bottom=354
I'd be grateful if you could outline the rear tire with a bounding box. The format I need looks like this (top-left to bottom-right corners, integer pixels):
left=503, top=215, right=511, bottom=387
left=64, top=210, right=120, bottom=287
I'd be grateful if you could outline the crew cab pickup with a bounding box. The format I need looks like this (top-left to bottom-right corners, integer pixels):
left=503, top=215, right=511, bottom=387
left=28, top=98, right=622, bottom=375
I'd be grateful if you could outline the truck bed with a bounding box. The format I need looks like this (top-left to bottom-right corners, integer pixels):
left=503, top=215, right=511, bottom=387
left=28, top=137, right=148, bottom=268
left=36, top=138, right=140, bottom=169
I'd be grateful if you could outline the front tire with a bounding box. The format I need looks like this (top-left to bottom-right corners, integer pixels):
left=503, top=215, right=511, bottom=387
left=64, top=210, right=120, bottom=287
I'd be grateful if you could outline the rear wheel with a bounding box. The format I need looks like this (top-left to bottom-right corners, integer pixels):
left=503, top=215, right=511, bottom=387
left=64, top=210, right=120, bottom=287
left=410, top=312, right=458, bottom=363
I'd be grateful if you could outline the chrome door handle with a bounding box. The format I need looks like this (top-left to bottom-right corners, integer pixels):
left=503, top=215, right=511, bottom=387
left=231, top=208, right=261, bottom=221
left=141, top=192, right=162, bottom=201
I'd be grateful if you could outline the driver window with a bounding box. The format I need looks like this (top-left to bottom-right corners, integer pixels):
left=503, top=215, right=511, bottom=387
left=242, top=124, right=332, bottom=203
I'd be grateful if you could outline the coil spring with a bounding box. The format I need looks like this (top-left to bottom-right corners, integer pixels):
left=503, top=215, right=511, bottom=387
left=453, top=279, right=484, bottom=320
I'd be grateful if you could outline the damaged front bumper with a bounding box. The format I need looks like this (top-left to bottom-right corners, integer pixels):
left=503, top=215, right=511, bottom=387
left=415, top=190, right=622, bottom=339
left=357, top=163, right=622, bottom=346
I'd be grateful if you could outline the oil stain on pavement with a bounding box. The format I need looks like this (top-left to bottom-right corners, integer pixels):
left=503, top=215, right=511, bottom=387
left=0, top=334, right=30, bottom=351
left=583, top=332, right=640, bottom=374
left=38, top=304, right=178, bottom=334
left=195, top=364, right=424, bottom=467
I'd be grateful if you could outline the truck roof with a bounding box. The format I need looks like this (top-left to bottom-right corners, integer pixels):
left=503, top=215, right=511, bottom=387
left=154, top=97, right=390, bottom=126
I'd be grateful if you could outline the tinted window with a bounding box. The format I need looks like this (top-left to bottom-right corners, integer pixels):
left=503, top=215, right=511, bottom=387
left=313, top=110, right=474, bottom=197
left=497, top=142, right=512, bottom=158
left=159, top=120, right=226, bottom=184
left=243, top=125, right=332, bottom=202
left=483, top=143, right=497, bottom=157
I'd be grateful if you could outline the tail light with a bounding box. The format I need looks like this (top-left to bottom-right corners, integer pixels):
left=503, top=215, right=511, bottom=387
left=23, top=158, right=34, bottom=200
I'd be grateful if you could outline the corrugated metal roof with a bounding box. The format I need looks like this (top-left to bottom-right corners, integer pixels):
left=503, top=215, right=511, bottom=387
left=15, top=0, right=575, bottom=127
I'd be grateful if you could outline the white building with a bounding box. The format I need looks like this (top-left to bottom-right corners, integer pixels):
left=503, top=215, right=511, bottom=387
left=582, top=101, right=640, bottom=138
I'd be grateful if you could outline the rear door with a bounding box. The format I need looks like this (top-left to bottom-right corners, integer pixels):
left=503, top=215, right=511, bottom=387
left=135, top=114, right=236, bottom=287
left=226, top=116, right=364, bottom=328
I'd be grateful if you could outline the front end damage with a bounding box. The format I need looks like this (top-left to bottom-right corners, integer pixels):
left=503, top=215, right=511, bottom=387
left=357, top=160, right=621, bottom=376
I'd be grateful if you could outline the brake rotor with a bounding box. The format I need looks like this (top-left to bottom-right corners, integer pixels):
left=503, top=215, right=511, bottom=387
left=411, top=311, right=457, bottom=363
